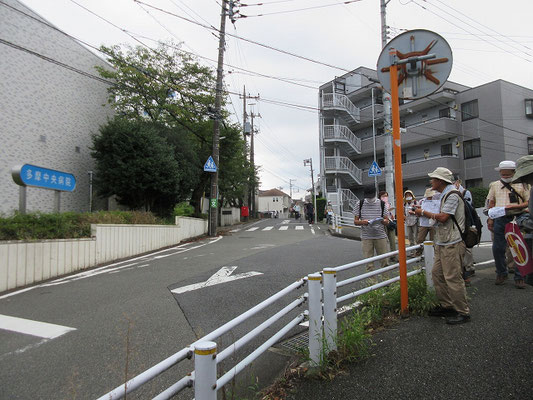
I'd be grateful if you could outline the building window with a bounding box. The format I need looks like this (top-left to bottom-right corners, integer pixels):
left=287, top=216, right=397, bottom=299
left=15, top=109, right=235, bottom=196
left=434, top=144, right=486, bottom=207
left=439, top=108, right=451, bottom=118
left=465, top=178, right=483, bottom=188
left=75, top=146, right=81, bottom=153
left=378, top=158, right=385, bottom=168
left=461, top=100, right=479, bottom=121
left=528, top=138, right=533, bottom=155
left=441, top=144, right=453, bottom=156
left=39, top=135, right=46, bottom=143
left=464, top=139, right=481, bottom=159
left=526, top=99, right=533, bottom=118
left=401, top=153, right=407, bottom=164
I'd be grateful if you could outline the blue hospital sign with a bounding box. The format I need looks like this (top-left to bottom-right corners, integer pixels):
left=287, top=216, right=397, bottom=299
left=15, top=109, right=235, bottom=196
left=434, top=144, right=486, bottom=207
left=12, top=164, right=76, bottom=192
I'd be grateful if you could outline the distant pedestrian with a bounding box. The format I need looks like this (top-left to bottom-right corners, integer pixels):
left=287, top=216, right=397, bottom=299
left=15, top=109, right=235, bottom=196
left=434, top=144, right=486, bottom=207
left=354, top=186, right=390, bottom=270
left=404, top=190, right=418, bottom=251
left=306, top=202, right=314, bottom=224
left=487, top=160, right=529, bottom=288
left=416, top=188, right=437, bottom=255
left=413, top=167, right=470, bottom=325
left=379, top=190, right=397, bottom=261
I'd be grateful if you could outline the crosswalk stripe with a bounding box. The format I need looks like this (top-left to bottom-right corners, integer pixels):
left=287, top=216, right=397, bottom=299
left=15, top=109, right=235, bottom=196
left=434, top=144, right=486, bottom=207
left=230, top=229, right=240, bottom=232
left=279, top=226, right=289, bottom=231
left=263, top=226, right=273, bottom=231
left=0, top=314, right=76, bottom=339
left=295, top=226, right=304, bottom=230
left=246, top=227, right=259, bottom=232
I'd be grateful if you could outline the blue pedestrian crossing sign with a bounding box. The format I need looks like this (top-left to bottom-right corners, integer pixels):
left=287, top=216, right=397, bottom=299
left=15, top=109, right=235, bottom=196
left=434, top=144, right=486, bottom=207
left=368, top=161, right=382, bottom=177
left=204, top=156, right=217, bottom=173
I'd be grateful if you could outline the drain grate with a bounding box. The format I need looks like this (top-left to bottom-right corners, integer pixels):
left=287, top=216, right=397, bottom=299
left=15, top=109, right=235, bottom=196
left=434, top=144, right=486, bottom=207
left=278, top=331, right=309, bottom=354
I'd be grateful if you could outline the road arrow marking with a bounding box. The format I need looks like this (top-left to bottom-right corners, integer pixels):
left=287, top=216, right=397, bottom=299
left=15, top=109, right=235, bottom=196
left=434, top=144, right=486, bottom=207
left=171, top=266, right=263, bottom=294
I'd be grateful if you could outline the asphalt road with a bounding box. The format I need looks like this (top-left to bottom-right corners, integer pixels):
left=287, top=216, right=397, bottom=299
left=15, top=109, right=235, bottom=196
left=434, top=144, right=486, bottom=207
left=0, top=219, right=497, bottom=400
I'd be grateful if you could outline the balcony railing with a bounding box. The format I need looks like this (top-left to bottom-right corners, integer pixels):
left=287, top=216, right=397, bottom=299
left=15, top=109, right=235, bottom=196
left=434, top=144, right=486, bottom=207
left=325, top=156, right=362, bottom=185
left=322, top=93, right=360, bottom=123
left=341, top=188, right=359, bottom=213
left=323, top=125, right=361, bottom=154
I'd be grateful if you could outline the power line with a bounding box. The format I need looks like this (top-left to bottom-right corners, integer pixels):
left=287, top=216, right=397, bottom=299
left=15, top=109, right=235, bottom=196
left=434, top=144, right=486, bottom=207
left=410, top=0, right=532, bottom=63
left=240, top=0, right=364, bottom=18
left=0, top=37, right=114, bottom=85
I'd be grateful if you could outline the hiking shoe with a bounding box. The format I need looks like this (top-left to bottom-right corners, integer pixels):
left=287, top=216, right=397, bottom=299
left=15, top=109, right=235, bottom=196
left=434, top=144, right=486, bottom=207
left=515, top=280, right=526, bottom=289
left=428, top=306, right=456, bottom=317
left=446, top=314, right=471, bottom=325
left=495, top=275, right=508, bottom=285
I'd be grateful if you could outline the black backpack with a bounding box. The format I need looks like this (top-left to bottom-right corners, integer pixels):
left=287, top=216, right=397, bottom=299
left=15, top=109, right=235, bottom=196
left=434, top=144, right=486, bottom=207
left=444, top=190, right=483, bottom=248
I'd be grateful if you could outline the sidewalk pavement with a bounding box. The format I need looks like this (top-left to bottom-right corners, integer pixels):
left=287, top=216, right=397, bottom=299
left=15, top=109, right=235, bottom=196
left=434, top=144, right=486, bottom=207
left=288, top=262, right=533, bottom=400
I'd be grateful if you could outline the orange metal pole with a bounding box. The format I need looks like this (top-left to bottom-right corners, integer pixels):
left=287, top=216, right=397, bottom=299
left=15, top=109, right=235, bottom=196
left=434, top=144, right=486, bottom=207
left=389, top=51, right=409, bottom=315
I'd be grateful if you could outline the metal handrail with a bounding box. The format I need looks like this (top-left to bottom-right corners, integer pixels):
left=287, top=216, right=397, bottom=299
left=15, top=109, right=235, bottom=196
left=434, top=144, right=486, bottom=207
left=323, top=125, right=361, bottom=153
left=322, top=93, right=360, bottom=123
left=324, top=156, right=362, bottom=184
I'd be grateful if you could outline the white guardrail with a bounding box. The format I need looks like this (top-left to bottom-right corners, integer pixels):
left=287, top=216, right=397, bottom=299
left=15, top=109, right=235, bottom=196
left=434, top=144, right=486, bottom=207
left=97, top=236, right=435, bottom=399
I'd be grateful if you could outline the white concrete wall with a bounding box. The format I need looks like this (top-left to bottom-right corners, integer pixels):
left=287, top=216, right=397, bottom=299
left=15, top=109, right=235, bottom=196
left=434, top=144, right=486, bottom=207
left=220, top=208, right=240, bottom=227
left=0, top=218, right=208, bottom=293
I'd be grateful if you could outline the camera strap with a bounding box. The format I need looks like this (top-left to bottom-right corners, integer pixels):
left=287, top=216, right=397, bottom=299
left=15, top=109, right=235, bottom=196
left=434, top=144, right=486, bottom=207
left=500, top=180, right=524, bottom=203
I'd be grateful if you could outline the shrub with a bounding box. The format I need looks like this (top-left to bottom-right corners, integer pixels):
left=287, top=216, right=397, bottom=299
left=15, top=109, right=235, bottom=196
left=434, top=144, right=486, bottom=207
left=470, top=187, right=489, bottom=208
left=173, top=202, right=195, bottom=217
left=0, top=211, right=168, bottom=241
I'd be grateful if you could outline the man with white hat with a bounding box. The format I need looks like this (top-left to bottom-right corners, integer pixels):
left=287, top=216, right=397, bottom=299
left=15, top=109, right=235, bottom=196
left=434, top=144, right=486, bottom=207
left=487, top=160, right=530, bottom=288
left=412, top=167, right=470, bottom=324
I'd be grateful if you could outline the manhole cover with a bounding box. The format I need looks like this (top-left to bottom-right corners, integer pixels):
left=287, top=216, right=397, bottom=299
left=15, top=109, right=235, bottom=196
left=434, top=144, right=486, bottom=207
left=277, top=331, right=309, bottom=354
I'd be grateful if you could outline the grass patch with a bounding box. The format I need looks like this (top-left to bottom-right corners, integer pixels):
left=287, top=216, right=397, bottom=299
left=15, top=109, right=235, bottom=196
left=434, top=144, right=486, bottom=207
left=0, top=211, right=170, bottom=240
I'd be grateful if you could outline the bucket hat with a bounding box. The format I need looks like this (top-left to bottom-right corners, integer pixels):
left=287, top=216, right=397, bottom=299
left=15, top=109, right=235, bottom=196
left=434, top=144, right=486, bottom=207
left=495, top=160, right=516, bottom=171
left=428, top=167, right=454, bottom=184
left=424, top=188, right=436, bottom=198
left=512, top=155, right=533, bottom=183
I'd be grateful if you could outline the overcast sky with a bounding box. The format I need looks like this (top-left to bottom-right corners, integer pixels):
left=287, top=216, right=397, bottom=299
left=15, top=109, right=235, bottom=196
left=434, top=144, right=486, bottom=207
left=18, top=0, right=533, bottom=199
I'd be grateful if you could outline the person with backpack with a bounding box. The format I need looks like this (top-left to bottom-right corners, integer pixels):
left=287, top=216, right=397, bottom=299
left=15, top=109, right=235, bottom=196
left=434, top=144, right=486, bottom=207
left=454, top=177, right=476, bottom=285
left=354, top=186, right=390, bottom=271
left=486, top=160, right=530, bottom=289
left=412, top=167, right=470, bottom=325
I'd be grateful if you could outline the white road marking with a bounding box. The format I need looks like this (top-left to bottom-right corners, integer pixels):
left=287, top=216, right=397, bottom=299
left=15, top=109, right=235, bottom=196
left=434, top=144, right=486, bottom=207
left=263, top=226, right=274, bottom=231
left=279, top=226, right=289, bottom=231
left=0, top=338, right=49, bottom=360
left=311, top=228, right=315, bottom=235
left=171, top=266, right=263, bottom=294
left=295, top=226, right=304, bottom=230
left=0, top=236, right=224, bottom=300
left=246, top=227, right=260, bottom=232
left=250, top=244, right=275, bottom=250
left=282, top=220, right=290, bottom=224
left=230, top=229, right=241, bottom=232
left=474, top=259, right=495, bottom=266
left=0, top=315, right=76, bottom=339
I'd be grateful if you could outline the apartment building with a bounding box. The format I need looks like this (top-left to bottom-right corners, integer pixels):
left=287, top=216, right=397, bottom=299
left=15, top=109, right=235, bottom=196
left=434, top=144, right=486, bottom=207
left=319, top=66, right=533, bottom=214
left=0, top=0, right=114, bottom=215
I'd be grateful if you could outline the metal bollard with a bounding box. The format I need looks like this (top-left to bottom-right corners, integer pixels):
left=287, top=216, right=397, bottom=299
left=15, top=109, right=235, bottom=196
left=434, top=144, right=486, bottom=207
left=307, top=273, right=323, bottom=366
left=194, top=341, right=217, bottom=400
left=423, top=241, right=434, bottom=288
left=322, top=268, right=337, bottom=352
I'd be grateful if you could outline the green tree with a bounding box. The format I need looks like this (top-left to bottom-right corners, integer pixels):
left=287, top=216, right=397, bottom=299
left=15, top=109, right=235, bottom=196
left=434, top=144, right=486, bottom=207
left=91, top=118, right=182, bottom=213
left=95, top=41, right=257, bottom=216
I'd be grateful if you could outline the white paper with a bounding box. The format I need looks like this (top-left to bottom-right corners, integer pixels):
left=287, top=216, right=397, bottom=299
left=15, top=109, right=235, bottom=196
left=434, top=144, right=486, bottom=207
left=368, top=217, right=384, bottom=226
left=419, top=200, right=440, bottom=227
left=488, top=207, right=506, bottom=219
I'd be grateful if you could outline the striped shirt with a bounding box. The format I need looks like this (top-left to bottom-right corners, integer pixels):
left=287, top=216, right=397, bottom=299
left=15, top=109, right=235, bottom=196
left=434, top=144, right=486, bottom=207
left=355, top=198, right=388, bottom=240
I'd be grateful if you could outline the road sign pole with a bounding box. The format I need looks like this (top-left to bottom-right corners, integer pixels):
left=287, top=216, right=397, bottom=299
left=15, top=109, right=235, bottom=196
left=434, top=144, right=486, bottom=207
left=389, top=53, right=409, bottom=316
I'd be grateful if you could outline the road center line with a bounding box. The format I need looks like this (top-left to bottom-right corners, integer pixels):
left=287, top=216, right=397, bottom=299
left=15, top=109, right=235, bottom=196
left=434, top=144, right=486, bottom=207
left=0, top=314, right=76, bottom=339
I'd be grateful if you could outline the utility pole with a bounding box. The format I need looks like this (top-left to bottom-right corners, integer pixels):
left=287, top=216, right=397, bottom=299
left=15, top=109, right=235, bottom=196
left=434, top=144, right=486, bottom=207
left=240, top=88, right=259, bottom=214
left=208, top=0, right=228, bottom=237
left=304, top=158, right=317, bottom=224
left=289, top=178, right=296, bottom=200
left=249, top=110, right=261, bottom=218
left=381, top=0, right=395, bottom=209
